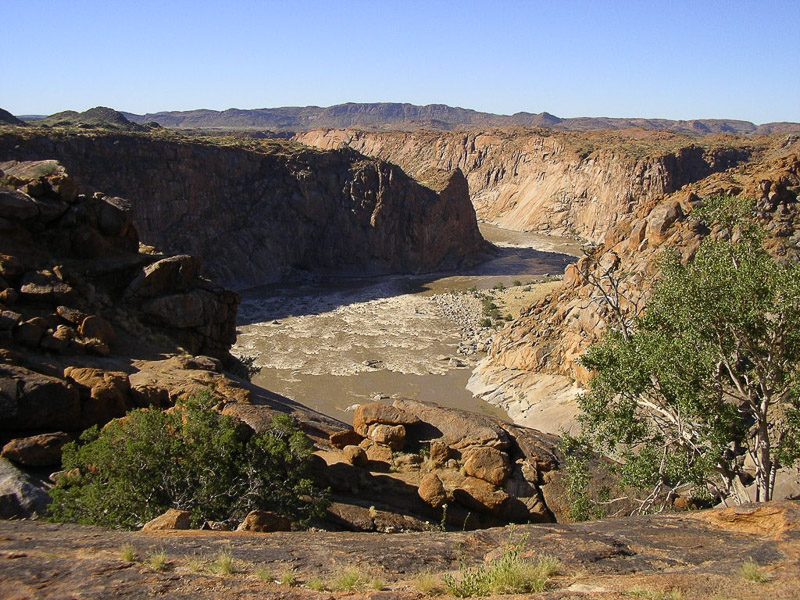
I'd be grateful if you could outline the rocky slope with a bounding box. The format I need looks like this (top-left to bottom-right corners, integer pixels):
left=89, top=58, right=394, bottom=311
left=120, top=102, right=800, bottom=135
left=468, top=136, right=800, bottom=430
left=295, top=128, right=755, bottom=243
left=0, top=130, right=488, bottom=288
left=0, top=160, right=598, bottom=531
left=2, top=501, right=799, bottom=599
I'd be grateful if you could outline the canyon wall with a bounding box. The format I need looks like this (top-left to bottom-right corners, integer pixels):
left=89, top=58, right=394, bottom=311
left=295, top=128, right=753, bottom=243
left=0, top=132, right=487, bottom=288
left=469, top=138, right=800, bottom=426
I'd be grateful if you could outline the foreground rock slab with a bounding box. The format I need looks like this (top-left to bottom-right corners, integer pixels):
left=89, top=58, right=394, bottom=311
left=1, top=502, right=799, bottom=599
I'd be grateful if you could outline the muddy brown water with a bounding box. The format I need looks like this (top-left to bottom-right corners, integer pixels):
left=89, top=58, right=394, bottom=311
left=234, top=224, right=580, bottom=424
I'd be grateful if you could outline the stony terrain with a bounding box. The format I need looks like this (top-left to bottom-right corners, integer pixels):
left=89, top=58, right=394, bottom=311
left=0, top=129, right=488, bottom=288
left=2, top=116, right=800, bottom=600
left=1, top=501, right=799, bottom=599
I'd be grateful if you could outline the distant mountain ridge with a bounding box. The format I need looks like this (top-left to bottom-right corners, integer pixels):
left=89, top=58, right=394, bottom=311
left=3, top=103, right=799, bottom=136
left=119, top=102, right=800, bottom=135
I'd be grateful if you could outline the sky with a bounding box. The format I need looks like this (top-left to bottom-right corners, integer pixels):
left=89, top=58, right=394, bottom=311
left=3, top=0, right=799, bottom=123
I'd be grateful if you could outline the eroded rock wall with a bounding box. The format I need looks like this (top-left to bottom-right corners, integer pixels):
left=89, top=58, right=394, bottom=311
left=478, top=140, right=800, bottom=389
left=295, top=128, right=753, bottom=242
left=0, top=132, right=488, bottom=288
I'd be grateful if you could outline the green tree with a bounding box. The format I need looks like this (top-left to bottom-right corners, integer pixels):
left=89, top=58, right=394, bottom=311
left=577, top=198, right=800, bottom=509
left=49, top=391, right=328, bottom=528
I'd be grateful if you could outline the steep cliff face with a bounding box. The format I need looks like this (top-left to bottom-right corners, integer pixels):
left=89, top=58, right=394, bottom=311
left=295, top=128, right=754, bottom=243
left=470, top=138, right=800, bottom=419
left=0, top=132, right=487, bottom=288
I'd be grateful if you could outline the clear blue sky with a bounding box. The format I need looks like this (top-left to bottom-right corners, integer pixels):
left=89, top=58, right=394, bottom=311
left=3, top=0, right=799, bottom=123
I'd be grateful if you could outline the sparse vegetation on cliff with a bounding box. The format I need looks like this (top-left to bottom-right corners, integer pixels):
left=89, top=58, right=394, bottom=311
left=48, top=391, right=328, bottom=529
left=575, top=197, right=800, bottom=509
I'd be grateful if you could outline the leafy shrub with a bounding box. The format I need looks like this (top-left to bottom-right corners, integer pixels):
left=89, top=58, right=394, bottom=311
left=48, top=390, right=328, bottom=529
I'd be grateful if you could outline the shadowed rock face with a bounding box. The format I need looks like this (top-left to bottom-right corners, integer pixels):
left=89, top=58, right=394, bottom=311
left=0, top=132, right=489, bottom=288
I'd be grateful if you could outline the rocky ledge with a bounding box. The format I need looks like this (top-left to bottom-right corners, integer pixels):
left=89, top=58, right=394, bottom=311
left=1, top=501, right=798, bottom=599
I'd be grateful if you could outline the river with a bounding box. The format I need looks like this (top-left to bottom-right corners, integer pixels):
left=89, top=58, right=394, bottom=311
left=233, top=224, right=581, bottom=424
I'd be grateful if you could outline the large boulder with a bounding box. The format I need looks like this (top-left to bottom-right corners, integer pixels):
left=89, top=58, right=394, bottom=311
left=63, top=367, right=131, bottom=427
left=462, top=446, right=512, bottom=486
left=647, top=199, right=684, bottom=242
left=77, top=315, right=116, bottom=346
left=330, top=429, right=364, bottom=449
left=428, top=440, right=452, bottom=466
left=0, top=364, right=81, bottom=431
left=343, top=445, right=368, bottom=467
left=1, top=432, right=71, bottom=467
left=0, top=189, right=39, bottom=221
left=141, top=508, right=191, bottom=531
left=418, top=473, right=447, bottom=508
left=392, top=398, right=512, bottom=450
left=125, top=255, right=199, bottom=299
left=452, top=476, right=509, bottom=515
left=352, top=402, right=421, bottom=436
left=0, top=457, right=51, bottom=519
left=368, top=423, right=406, bottom=450
left=237, top=510, right=292, bottom=532
left=358, top=439, right=393, bottom=464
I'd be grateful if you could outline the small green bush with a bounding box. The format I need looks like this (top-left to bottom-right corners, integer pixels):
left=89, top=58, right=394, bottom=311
left=210, top=550, right=237, bottom=575
left=48, top=390, right=328, bottom=529
left=332, top=569, right=364, bottom=591
left=119, top=545, right=137, bottom=562
left=147, top=550, right=169, bottom=572
left=443, top=540, right=560, bottom=597
left=739, top=558, right=769, bottom=583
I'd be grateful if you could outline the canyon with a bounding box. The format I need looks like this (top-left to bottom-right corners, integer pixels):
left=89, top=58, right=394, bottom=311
left=1, top=112, right=799, bottom=599
left=294, top=128, right=800, bottom=431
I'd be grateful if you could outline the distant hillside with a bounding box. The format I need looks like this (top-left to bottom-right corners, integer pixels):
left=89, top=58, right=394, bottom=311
left=38, top=107, right=146, bottom=131
left=120, top=102, right=800, bottom=135
left=0, top=108, right=26, bottom=126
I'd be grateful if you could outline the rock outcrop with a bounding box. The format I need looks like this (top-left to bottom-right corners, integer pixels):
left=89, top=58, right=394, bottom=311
left=296, top=128, right=755, bottom=242
left=0, top=131, right=488, bottom=288
left=0, top=159, right=238, bottom=361
left=0, top=160, right=243, bottom=499
left=315, top=398, right=597, bottom=529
